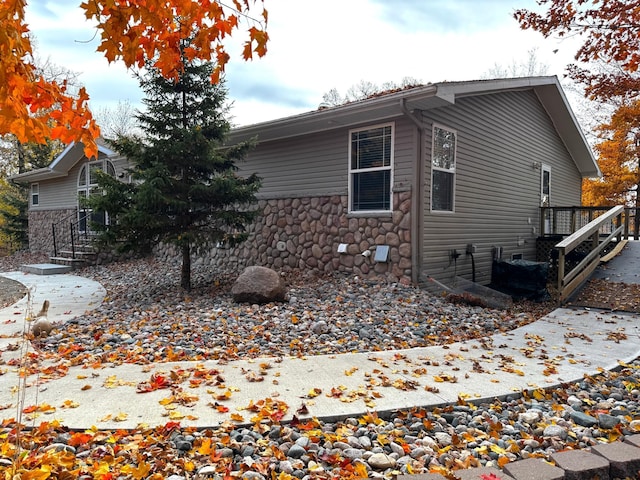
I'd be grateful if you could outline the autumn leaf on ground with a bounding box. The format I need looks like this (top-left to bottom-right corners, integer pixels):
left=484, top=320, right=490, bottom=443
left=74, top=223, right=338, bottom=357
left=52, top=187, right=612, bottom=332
left=137, top=372, right=173, bottom=392
left=360, top=411, right=384, bottom=426
left=306, top=387, right=322, bottom=398
left=391, top=378, right=418, bottom=390
left=213, top=389, right=233, bottom=401
left=160, top=391, right=199, bottom=408
left=114, top=412, right=128, bottom=422
left=23, top=403, right=55, bottom=414
left=297, top=402, right=309, bottom=415
left=245, top=397, right=289, bottom=424
left=344, top=366, right=358, bottom=376
left=245, top=371, right=264, bottom=382
left=327, top=386, right=344, bottom=398
left=481, top=474, right=502, bottom=480
left=103, top=375, right=135, bottom=389
left=121, top=460, right=151, bottom=480
left=230, top=413, right=244, bottom=422
left=434, top=373, right=458, bottom=383
left=606, top=331, right=627, bottom=343
left=165, top=410, right=186, bottom=420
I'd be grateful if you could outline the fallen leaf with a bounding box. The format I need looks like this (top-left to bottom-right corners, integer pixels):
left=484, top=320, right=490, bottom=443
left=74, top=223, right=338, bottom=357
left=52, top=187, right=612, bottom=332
left=114, top=412, right=128, bottom=422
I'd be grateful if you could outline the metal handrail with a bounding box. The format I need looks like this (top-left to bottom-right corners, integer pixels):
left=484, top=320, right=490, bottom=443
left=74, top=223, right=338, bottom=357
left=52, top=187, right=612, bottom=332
left=52, top=210, right=91, bottom=258
left=555, top=205, right=625, bottom=301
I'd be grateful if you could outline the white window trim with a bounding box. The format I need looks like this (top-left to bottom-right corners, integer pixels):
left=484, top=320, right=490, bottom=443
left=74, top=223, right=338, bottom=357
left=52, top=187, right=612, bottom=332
left=347, top=122, right=395, bottom=214
left=78, top=159, right=116, bottom=192
left=77, top=159, right=116, bottom=229
left=430, top=124, right=457, bottom=214
left=30, top=183, right=39, bottom=207
left=541, top=164, right=551, bottom=207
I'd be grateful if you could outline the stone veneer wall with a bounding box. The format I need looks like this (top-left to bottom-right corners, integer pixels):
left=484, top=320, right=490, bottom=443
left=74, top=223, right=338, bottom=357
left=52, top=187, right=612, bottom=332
left=28, top=209, right=76, bottom=255
left=156, top=192, right=413, bottom=284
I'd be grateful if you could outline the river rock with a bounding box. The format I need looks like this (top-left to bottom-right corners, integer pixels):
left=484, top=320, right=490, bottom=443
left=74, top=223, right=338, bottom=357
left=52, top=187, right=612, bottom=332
left=232, top=266, right=286, bottom=303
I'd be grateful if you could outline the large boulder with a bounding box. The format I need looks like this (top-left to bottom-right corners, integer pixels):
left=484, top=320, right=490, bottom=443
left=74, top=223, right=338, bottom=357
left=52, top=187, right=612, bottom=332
left=232, top=266, right=286, bottom=304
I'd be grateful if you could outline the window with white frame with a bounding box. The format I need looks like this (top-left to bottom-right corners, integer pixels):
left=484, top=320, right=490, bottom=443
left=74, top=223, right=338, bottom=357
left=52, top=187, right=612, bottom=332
left=431, top=125, right=456, bottom=212
left=31, top=183, right=39, bottom=206
left=349, top=124, right=393, bottom=212
left=77, top=159, right=116, bottom=231
left=541, top=164, right=551, bottom=206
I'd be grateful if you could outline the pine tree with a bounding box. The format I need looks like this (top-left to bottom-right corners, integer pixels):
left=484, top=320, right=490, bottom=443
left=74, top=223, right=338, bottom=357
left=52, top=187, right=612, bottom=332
left=0, top=178, right=27, bottom=253
left=88, top=57, right=261, bottom=290
left=0, top=136, right=63, bottom=252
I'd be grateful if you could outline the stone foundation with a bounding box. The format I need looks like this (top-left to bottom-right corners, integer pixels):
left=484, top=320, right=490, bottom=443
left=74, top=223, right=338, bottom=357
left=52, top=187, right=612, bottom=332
left=28, top=209, right=76, bottom=255
left=156, top=192, right=413, bottom=284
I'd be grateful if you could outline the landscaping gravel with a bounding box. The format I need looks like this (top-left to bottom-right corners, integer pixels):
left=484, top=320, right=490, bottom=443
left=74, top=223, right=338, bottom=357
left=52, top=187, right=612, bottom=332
left=21, top=257, right=552, bottom=366
left=1, top=254, right=639, bottom=479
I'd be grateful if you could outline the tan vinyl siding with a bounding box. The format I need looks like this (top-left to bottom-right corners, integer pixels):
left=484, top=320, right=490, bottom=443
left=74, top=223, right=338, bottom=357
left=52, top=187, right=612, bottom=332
left=420, top=90, right=583, bottom=285
left=29, top=154, right=131, bottom=212
left=238, top=117, right=417, bottom=201
left=32, top=171, right=78, bottom=211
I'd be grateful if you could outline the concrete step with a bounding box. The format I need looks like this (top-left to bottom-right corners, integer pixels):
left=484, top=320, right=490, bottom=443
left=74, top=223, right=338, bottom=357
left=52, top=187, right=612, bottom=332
left=21, top=263, right=72, bottom=275
left=48, top=257, right=88, bottom=270
left=57, top=250, right=97, bottom=258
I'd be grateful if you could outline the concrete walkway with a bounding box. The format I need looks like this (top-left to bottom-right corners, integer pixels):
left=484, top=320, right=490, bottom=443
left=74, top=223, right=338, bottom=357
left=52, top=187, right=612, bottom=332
left=0, top=267, right=638, bottom=431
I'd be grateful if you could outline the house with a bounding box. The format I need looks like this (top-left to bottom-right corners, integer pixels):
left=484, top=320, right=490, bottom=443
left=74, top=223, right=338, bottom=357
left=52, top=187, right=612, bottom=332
left=12, top=76, right=600, bottom=287
left=10, top=141, right=131, bottom=256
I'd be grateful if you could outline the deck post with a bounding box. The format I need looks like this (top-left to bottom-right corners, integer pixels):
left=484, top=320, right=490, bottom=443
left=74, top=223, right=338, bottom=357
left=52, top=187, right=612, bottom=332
left=557, top=249, right=565, bottom=293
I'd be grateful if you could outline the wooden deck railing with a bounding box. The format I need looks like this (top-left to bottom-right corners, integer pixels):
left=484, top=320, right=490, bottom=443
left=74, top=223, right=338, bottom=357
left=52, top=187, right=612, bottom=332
left=554, top=205, right=626, bottom=301
left=540, top=206, right=638, bottom=239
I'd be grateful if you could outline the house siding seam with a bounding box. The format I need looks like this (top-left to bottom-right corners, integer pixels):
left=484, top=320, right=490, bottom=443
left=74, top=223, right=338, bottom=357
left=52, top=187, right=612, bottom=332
left=155, top=192, right=413, bottom=284
left=419, top=89, right=583, bottom=287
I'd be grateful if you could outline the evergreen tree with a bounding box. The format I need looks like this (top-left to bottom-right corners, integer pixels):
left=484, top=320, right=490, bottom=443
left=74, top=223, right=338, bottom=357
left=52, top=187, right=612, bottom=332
left=88, top=57, right=260, bottom=290
left=0, top=178, right=27, bottom=253
left=0, top=136, right=63, bottom=252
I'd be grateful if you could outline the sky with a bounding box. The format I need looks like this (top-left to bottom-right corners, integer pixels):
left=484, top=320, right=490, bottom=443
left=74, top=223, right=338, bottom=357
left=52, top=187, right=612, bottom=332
left=24, top=0, right=585, bottom=128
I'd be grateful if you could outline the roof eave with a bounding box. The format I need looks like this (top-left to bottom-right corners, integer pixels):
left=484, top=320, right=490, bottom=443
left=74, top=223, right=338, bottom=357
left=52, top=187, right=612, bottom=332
left=228, top=84, right=442, bottom=144
left=229, top=76, right=600, bottom=179
left=9, top=168, right=67, bottom=183
left=532, top=80, right=601, bottom=178
left=8, top=141, right=117, bottom=183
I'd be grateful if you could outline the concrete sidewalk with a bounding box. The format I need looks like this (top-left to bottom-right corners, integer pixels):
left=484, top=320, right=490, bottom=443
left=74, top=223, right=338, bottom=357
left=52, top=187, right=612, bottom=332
left=0, top=269, right=639, bottom=430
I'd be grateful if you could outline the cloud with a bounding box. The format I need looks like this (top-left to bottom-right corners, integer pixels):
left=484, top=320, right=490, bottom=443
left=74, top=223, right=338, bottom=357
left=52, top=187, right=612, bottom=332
left=369, top=0, right=540, bottom=32
left=21, top=0, right=580, bottom=128
left=83, top=69, right=141, bottom=107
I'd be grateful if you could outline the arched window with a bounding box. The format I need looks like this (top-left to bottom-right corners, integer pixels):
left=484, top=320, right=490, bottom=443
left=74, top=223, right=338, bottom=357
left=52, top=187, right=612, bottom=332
left=77, top=159, right=116, bottom=231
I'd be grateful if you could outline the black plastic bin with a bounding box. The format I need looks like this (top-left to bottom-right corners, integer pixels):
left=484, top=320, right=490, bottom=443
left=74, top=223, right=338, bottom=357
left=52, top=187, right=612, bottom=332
left=491, top=259, right=549, bottom=301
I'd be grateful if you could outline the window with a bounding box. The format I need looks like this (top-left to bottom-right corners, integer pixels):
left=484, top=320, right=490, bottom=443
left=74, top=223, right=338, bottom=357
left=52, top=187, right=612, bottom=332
left=431, top=125, right=456, bottom=212
left=77, top=159, right=116, bottom=231
left=31, top=183, right=39, bottom=206
left=349, top=124, right=393, bottom=212
left=541, top=164, right=551, bottom=206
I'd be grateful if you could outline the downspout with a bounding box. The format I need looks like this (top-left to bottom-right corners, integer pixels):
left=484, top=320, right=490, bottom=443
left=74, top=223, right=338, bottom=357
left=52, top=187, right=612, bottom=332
left=400, top=99, right=426, bottom=285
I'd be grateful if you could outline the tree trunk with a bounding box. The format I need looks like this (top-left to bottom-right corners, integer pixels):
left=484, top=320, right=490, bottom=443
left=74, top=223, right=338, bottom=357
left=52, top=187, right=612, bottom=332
left=636, top=153, right=640, bottom=240
left=16, top=140, right=25, bottom=174
left=181, top=242, right=191, bottom=291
